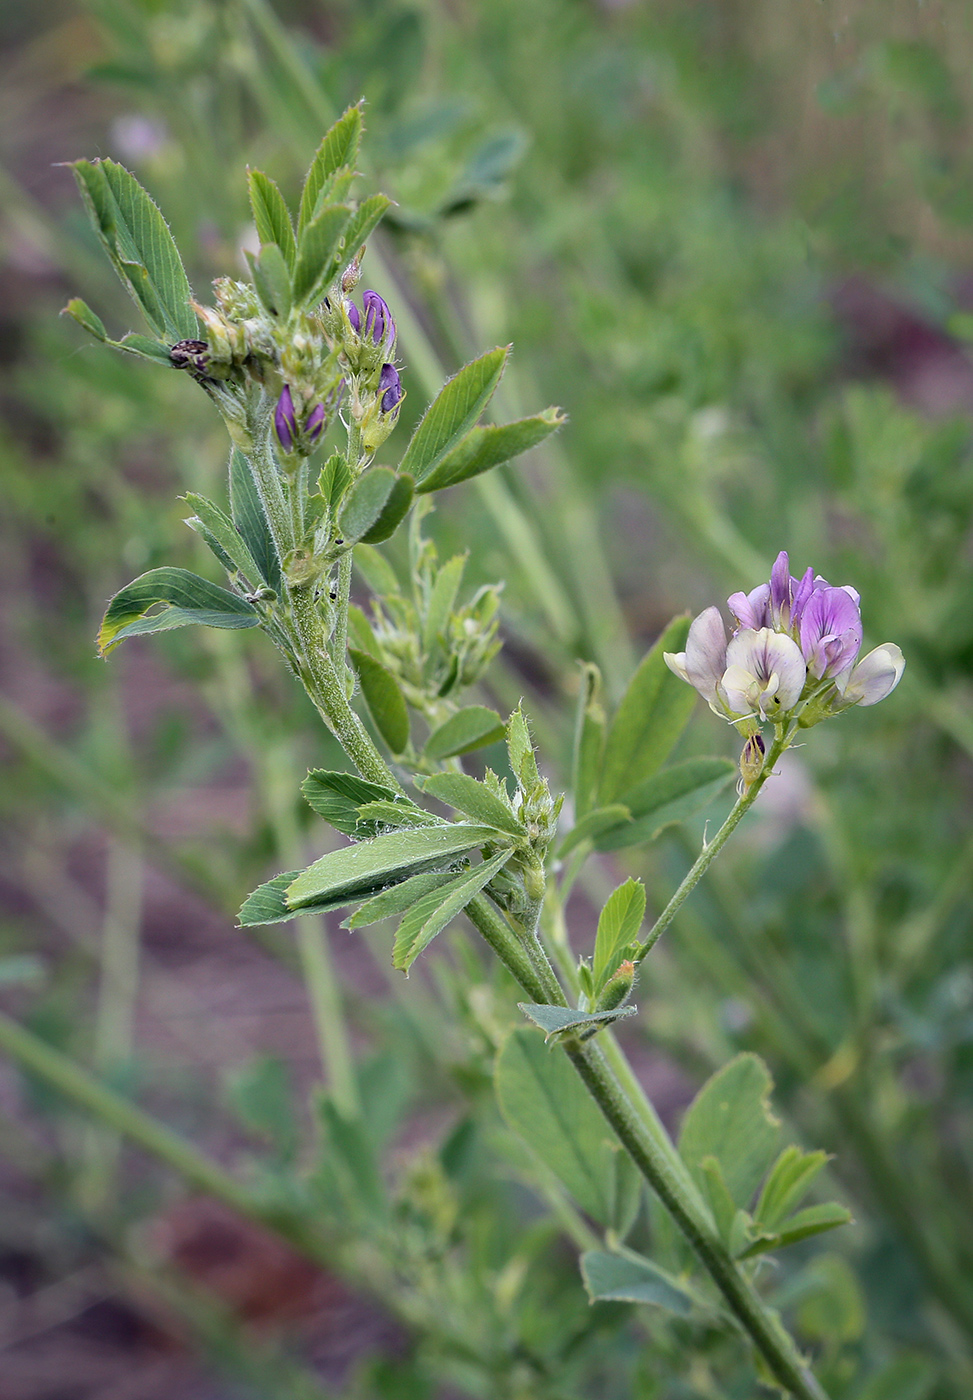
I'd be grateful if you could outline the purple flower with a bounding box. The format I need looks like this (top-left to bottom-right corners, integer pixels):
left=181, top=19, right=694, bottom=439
left=727, top=582, right=772, bottom=632
left=378, top=363, right=403, bottom=414
left=274, top=384, right=297, bottom=452
left=306, top=403, right=326, bottom=443
left=665, top=606, right=728, bottom=713
left=798, top=585, right=863, bottom=685
left=362, top=290, right=395, bottom=347
left=344, top=299, right=361, bottom=333
left=721, top=628, right=807, bottom=719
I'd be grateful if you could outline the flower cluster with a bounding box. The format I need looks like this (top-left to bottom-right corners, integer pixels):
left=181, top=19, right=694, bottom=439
left=664, top=552, right=904, bottom=734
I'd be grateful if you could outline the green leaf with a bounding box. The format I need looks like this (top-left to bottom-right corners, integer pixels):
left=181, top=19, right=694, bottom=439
left=393, top=848, right=511, bottom=971
left=557, top=805, right=631, bottom=858
left=115, top=333, right=178, bottom=364
left=339, top=467, right=398, bottom=543
left=416, top=408, right=566, bottom=493
left=298, top=106, right=363, bottom=233
left=699, top=1156, right=745, bottom=1247
left=71, top=158, right=196, bottom=341
left=248, top=242, right=292, bottom=319
left=354, top=543, right=400, bottom=597
left=97, top=568, right=260, bottom=656
left=230, top=449, right=281, bottom=592
left=338, top=193, right=392, bottom=267
left=598, top=616, right=696, bottom=805
left=318, top=452, right=352, bottom=513
left=286, top=823, right=500, bottom=909
left=593, top=879, right=646, bottom=992
left=754, top=1146, right=829, bottom=1232
left=247, top=169, right=297, bottom=269
left=594, top=757, right=736, bottom=852
left=344, top=870, right=457, bottom=929
left=355, top=800, right=442, bottom=829
left=350, top=648, right=410, bottom=754
left=300, top=769, right=399, bottom=836
left=347, top=605, right=381, bottom=658
left=61, top=297, right=107, bottom=341
left=292, top=204, right=351, bottom=307
left=183, top=492, right=263, bottom=589
left=422, top=555, right=465, bottom=652
left=572, top=662, right=605, bottom=820
left=399, top=346, right=509, bottom=485
left=420, top=772, right=523, bottom=836
left=359, top=474, right=414, bottom=544
left=580, top=1250, right=694, bottom=1316
left=518, top=1002, right=637, bottom=1040
left=507, top=705, right=539, bottom=788
left=495, top=1027, right=620, bottom=1225
left=424, top=706, right=505, bottom=760
left=238, top=871, right=301, bottom=926
left=853, top=1356, right=938, bottom=1400
left=678, top=1054, right=781, bottom=1209
left=318, top=1094, right=386, bottom=1218
left=740, top=1203, right=852, bottom=1258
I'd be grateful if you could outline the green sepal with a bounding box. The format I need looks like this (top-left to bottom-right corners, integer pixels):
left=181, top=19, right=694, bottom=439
left=97, top=567, right=260, bottom=656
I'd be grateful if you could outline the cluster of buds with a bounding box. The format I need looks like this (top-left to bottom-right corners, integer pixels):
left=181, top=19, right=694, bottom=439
left=329, top=289, right=404, bottom=452
left=665, top=552, right=904, bottom=786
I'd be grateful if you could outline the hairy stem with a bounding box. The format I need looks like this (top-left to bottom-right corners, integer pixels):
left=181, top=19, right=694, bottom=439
left=635, top=729, right=790, bottom=965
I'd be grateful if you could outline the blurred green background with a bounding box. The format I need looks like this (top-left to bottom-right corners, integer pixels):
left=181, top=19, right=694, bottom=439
left=1, top=1, right=973, bottom=1397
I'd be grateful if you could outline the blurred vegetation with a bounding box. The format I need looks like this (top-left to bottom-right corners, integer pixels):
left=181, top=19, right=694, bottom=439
left=1, top=1, right=973, bottom=1397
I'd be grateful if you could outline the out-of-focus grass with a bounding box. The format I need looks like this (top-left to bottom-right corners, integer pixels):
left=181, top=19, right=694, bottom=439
left=1, top=1, right=972, bottom=1397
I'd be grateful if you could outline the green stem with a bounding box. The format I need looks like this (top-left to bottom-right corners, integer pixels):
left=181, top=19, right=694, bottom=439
left=565, top=1042, right=828, bottom=1400
left=295, top=917, right=360, bottom=1118
left=635, top=729, right=789, bottom=965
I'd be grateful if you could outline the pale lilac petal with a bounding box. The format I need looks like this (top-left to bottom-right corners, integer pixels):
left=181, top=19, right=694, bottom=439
left=663, top=651, right=690, bottom=685
left=799, top=586, right=863, bottom=680
left=842, top=644, right=905, bottom=706
left=722, top=628, right=806, bottom=718
left=790, top=567, right=815, bottom=629
left=728, top=583, right=771, bottom=631
left=683, top=607, right=728, bottom=704
left=770, top=551, right=792, bottom=625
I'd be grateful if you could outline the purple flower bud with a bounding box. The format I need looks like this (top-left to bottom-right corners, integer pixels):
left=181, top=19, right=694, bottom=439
left=274, top=384, right=298, bottom=452
left=379, top=363, right=403, bottom=413
left=344, top=300, right=360, bottom=333
left=306, top=403, right=326, bottom=443
left=363, top=290, right=395, bottom=347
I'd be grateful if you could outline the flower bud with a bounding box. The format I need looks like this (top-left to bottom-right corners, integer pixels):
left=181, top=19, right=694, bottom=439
left=363, top=290, right=395, bottom=348
left=379, top=363, right=403, bottom=413
left=738, top=731, right=765, bottom=793
left=274, top=384, right=298, bottom=452
left=306, top=402, right=326, bottom=443
left=344, top=299, right=361, bottom=334
left=595, top=960, right=636, bottom=1013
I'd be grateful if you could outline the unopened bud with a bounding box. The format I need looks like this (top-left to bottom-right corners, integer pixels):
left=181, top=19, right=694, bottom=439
left=595, top=960, right=635, bottom=1013
left=344, top=299, right=361, bottom=334
left=306, top=402, right=326, bottom=442
left=379, top=362, right=403, bottom=413
left=738, top=731, right=765, bottom=793
left=363, top=290, right=395, bottom=348
left=274, top=384, right=298, bottom=452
